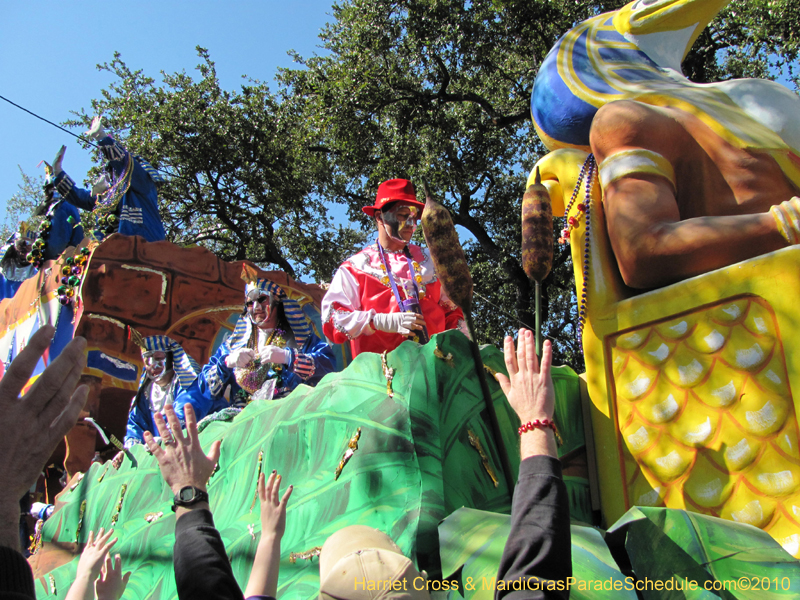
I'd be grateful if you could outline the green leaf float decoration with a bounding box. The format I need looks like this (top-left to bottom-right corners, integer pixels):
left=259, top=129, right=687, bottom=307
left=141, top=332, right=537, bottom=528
left=34, top=331, right=524, bottom=599
left=438, top=507, right=634, bottom=600
left=606, top=507, right=800, bottom=599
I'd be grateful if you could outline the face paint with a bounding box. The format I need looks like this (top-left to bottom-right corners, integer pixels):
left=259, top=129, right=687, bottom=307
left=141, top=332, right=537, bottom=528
left=379, top=203, right=420, bottom=243
left=246, top=293, right=276, bottom=327
left=143, top=351, right=168, bottom=380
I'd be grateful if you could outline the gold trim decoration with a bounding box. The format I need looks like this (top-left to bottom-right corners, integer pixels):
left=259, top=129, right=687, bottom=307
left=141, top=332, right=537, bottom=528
left=289, top=546, right=322, bottom=564
left=75, top=500, right=87, bottom=543
left=110, top=484, right=127, bottom=526
left=467, top=428, right=499, bottom=488
left=334, top=428, right=362, bottom=481
left=121, top=264, right=168, bottom=304
left=381, top=351, right=395, bottom=398
left=434, top=344, right=454, bottom=366
left=250, top=450, right=263, bottom=512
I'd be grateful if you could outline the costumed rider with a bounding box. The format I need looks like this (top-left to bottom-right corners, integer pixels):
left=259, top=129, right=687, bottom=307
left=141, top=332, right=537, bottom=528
left=124, top=332, right=201, bottom=448
left=30, top=162, right=85, bottom=263
left=0, top=223, right=38, bottom=300
left=50, top=115, right=167, bottom=242
left=322, top=178, right=467, bottom=357
left=172, top=267, right=336, bottom=422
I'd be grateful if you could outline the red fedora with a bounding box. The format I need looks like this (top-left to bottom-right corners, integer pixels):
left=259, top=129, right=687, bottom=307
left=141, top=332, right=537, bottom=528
left=362, top=179, right=425, bottom=216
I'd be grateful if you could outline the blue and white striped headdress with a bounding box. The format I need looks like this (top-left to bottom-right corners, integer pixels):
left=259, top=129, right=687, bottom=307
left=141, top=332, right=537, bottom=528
left=230, top=266, right=313, bottom=349
left=136, top=334, right=200, bottom=389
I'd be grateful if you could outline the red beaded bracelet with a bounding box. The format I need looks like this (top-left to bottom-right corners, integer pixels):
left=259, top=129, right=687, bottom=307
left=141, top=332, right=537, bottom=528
left=518, top=419, right=563, bottom=445
left=518, top=419, right=556, bottom=435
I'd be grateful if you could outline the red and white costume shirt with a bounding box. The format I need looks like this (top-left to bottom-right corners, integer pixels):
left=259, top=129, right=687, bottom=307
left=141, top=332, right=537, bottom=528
left=322, top=243, right=466, bottom=357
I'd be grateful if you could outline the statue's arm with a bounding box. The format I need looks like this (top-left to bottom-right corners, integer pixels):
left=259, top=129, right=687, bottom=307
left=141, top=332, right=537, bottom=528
left=591, top=101, right=787, bottom=289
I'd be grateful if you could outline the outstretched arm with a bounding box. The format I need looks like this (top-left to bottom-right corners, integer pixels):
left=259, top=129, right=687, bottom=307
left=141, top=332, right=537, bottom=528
left=65, top=528, right=121, bottom=600
left=0, top=326, right=87, bottom=552
left=144, top=406, right=244, bottom=600
left=244, top=471, right=293, bottom=598
left=494, top=332, right=570, bottom=600
left=590, top=100, right=790, bottom=289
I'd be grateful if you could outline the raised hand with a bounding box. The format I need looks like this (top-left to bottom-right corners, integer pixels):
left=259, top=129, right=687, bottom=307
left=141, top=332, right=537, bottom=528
left=65, top=528, right=118, bottom=600
left=258, top=471, right=293, bottom=540
left=52, top=145, right=67, bottom=175
left=495, top=330, right=557, bottom=459
left=244, top=470, right=293, bottom=598
left=95, top=552, right=131, bottom=600
left=144, top=404, right=220, bottom=496
left=0, top=326, right=87, bottom=550
left=85, top=115, right=107, bottom=140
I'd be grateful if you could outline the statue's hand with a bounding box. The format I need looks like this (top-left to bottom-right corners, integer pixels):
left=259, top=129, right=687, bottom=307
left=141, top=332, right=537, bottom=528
left=52, top=145, right=66, bottom=176
left=85, top=115, right=107, bottom=141
left=92, top=174, right=110, bottom=196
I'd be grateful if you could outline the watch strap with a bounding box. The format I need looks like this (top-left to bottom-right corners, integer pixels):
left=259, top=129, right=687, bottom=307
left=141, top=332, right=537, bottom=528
left=172, top=486, right=209, bottom=512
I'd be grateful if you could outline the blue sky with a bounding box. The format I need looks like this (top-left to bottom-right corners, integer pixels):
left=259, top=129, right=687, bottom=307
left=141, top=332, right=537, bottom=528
left=0, top=0, right=335, bottom=227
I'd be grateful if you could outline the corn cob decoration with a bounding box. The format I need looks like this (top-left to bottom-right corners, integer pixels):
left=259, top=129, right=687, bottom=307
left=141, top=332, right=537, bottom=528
left=421, top=182, right=514, bottom=495
left=521, top=167, right=553, bottom=355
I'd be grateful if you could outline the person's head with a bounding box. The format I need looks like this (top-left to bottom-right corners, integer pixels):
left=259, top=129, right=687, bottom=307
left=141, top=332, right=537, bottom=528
left=141, top=349, right=173, bottom=382
left=363, top=180, right=425, bottom=250
left=245, top=288, right=281, bottom=330
left=135, top=333, right=200, bottom=391
left=318, top=525, right=430, bottom=600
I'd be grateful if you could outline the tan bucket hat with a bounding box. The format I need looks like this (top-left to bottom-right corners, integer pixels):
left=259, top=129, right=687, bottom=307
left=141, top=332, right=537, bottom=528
left=319, top=525, right=431, bottom=600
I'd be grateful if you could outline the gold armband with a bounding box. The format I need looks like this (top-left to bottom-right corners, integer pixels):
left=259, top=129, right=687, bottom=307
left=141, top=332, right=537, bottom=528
left=597, top=149, right=676, bottom=192
left=770, top=197, right=800, bottom=245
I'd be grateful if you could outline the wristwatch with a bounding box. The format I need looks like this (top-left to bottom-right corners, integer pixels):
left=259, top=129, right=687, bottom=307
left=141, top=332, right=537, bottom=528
left=171, top=486, right=209, bottom=512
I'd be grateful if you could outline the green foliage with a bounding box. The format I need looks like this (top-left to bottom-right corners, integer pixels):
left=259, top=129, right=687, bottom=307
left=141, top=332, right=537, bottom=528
left=47, top=0, right=800, bottom=370
left=439, top=508, right=635, bottom=600
left=278, top=0, right=618, bottom=362
left=1, top=168, right=45, bottom=242
left=684, top=0, right=800, bottom=86
left=65, top=48, right=365, bottom=281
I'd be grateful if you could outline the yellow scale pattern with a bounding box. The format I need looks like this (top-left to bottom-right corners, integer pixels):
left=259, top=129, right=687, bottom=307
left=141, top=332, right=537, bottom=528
left=611, top=296, right=800, bottom=558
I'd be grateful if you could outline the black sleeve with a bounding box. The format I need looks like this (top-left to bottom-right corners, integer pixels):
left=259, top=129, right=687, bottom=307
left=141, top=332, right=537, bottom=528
left=0, top=546, right=36, bottom=599
left=495, top=455, right=572, bottom=600
left=173, top=508, right=245, bottom=600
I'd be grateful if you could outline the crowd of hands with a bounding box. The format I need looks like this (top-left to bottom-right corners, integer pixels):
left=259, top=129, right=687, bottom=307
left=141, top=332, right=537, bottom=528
left=0, top=323, right=555, bottom=599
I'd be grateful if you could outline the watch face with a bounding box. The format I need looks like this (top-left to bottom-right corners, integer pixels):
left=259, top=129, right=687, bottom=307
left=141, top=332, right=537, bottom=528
left=179, top=487, right=196, bottom=502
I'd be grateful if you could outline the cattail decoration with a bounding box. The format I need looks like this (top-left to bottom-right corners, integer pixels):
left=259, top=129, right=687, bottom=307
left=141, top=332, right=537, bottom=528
left=421, top=181, right=515, bottom=496
left=521, top=167, right=553, bottom=282
left=421, top=183, right=473, bottom=313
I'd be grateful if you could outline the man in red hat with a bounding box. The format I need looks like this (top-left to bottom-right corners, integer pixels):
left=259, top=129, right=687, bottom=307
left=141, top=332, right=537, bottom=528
left=322, top=179, right=466, bottom=357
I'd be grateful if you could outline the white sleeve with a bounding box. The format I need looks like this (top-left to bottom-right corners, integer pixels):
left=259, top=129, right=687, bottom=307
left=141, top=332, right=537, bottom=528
left=322, top=266, right=377, bottom=339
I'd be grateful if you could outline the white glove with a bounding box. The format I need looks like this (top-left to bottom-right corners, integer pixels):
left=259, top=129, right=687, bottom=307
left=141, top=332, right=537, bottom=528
left=85, top=115, right=107, bottom=140
left=225, top=347, right=256, bottom=368
left=258, top=345, right=291, bottom=365
left=371, top=312, right=418, bottom=335
left=52, top=145, right=66, bottom=176
left=30, top=502, right=54, bottom=520
left=91, top=174, right=110, bottom=195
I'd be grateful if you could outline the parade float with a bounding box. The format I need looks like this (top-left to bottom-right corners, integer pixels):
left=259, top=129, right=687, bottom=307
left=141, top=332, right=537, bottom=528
left=3, top=0, right=800, bottom=597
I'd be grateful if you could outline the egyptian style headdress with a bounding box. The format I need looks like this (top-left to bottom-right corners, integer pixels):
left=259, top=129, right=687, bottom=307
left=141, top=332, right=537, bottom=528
left=130, top=328, right=201, bottom=388
left=228, top=264, right=313, bottom=349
